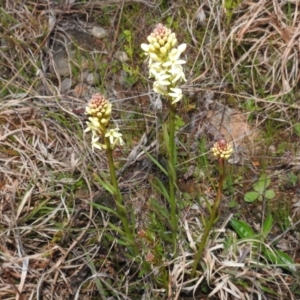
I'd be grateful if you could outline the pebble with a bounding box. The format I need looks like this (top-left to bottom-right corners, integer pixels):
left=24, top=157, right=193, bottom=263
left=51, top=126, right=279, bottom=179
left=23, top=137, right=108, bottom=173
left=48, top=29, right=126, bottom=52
left=85, top=73, right=100, bottom=85
left=115, top=51, right=129, bottom=62
left=52, top=49, right=70, bottom=76
left=73, top=83, right=89, bottom=98
left=60, top=78, right=72, bottom=93
left=268, top=145, right=276, bottom=155
left=89, top=26, right=107, bottom=39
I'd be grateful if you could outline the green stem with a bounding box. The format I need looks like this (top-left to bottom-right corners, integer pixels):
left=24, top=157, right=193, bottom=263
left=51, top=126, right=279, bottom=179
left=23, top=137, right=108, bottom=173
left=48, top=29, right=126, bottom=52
left=104, top=137, right=137, bottom=255
left=168, top=103, right=177, bottom=250
left=191, top=158, right=225, bottom=276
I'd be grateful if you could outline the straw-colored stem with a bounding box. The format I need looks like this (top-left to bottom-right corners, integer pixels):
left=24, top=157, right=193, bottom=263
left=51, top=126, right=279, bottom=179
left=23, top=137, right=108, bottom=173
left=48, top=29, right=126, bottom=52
left=191, top=158, right=225, bottom=276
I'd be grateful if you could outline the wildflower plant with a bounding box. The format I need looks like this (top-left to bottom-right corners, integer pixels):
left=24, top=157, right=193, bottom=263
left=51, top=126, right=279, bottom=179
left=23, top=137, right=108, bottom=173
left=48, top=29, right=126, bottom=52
left=192, top=139, right=233, bottom=275
left=85, top=93, right=136, bottom=254
left=141, top=24, right=186, bottom=248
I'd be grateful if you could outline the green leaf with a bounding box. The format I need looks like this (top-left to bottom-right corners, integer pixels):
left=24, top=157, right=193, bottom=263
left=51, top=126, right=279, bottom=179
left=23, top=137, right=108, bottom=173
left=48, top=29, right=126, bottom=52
left=150, top=198, right=169, bottom=219
left=151, top=177, right=170, bottom=201
left=230, top=219, right=255, bottom=238
left=265, top=189, right=275, bottom=199
left=115, top=201, right=127, bottom=213
left=175, top=115, right=185, bottom=130
left=145, top=151, right=168, bottom=176
left=259, top=284, right=279, bottom=296
left=93, top=174, right=116, bottom=195
left=254, top=174, right=270, bottom=193
left=293, top=123, right=300, bottom=136
left=107, top=222, right=126, bottom=235
left=264, top=248, right=296, bottom=272
left=89, top=202, right=118, bottom=216
left=244, top=191, right=259, bottom=202
left=262, top=215, right=273, bottom=237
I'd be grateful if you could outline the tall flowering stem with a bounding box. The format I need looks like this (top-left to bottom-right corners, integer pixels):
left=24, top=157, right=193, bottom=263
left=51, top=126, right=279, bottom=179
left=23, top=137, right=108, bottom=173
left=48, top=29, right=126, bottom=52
left=85, top=93, right=137, bottom=254
left=104, top=136, right=132, bottom=239
left=167, top=102, right=177, bottom=245
left=141, top=24, right=186, bottom=249
left=192, top=140, right=233, bottom=276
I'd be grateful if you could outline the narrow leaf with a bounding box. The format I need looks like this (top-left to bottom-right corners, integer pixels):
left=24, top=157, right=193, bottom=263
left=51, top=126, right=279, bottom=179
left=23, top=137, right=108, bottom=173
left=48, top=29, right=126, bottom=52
left=145, top=152, right=168, bottom=176
left=93, top=174, right=116, bottom=195
left=230, top=219, right=255, bottom=238
left=150, top=198, right=169, bottom=219
left=89, top=202, right=118, bottom=216
left=262, top=214, right=273, bottom=237
left=264, top=248, right=296, bottom=272
left=151, top=177, right=170, bottom=201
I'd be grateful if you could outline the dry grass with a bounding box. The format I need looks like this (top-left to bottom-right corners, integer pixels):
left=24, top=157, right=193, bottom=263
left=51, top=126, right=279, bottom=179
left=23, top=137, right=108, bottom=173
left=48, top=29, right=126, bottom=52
left=228, top=0, right=300, bottom=94
left=0, top=0, right=299, bottom=299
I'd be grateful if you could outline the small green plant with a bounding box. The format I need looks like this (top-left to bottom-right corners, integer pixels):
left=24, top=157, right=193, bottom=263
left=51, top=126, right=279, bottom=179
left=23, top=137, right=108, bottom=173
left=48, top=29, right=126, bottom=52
left=223, top=0, right=243, bottom=26
left=293, top=123, right=300, bottom=137
left=123, top=29, right=134, bottom=60
left=174, top=114, right=185, bottom=131
left=287, top=171, right=299, bottom=187
left=122, top=62, right=139, bottom=86
left=230, top=216, right=296, bottom=272
left=273, top=203, right=292, bottom=231
left=121, top=29, right=140, bottom=86
left=244, top=174, right=275, bottom=202
left=192, top=139, right=233, bottom=275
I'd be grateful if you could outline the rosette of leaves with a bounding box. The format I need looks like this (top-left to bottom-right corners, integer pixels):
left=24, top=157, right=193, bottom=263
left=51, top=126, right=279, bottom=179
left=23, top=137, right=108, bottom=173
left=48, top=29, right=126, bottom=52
left=244, top=174, right=275, bottom=202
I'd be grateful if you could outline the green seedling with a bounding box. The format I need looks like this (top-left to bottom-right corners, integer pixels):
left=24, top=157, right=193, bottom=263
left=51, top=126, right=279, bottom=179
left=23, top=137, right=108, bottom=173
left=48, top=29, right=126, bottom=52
left=244, top=174, right=275, bottom=202
left=123, top=29, right=134, bottom=60
left=174, top=115, right=185, bottom=131
left=223, top=0, right=243, bottom=26
left=293, top=123, right=300, bottom=137
left=287, top=172, right=299, bottom=187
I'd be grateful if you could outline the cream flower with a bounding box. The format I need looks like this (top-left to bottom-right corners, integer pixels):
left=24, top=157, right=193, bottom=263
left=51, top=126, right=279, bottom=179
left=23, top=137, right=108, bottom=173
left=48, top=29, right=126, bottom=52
left=153, top=82, right=168, bottom=95
left=84, top=116, right=101, bottom=133
left=141, top=24, right=186, bottom=105
left=167, top=63, right=186, bottom=84
left=105, top=128, right=124, bottom=149
left=168, top=87, right=183, bottom=104
left=168, top=43, right=187, bottom=61
left=152, top=72, right=171, bottom=86
left=85, top=93, right=112, bottom=135
left=85, top=93, right=113, bottom=151
left=211, top=140, right=233, bottom=160
left=90, top=131, right=106, bottom=151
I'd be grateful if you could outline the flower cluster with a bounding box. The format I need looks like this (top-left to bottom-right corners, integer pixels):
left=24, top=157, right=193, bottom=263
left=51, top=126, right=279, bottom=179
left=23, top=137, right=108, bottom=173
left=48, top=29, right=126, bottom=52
left=141, top=23, right=186, bottom=104
left=85, top=93, right=124, bottom=151
left=211, top=139, right=233, bottom=160
left=105, top=128, right=124, bottom=149
left=85, top=93, right=111, bottom=134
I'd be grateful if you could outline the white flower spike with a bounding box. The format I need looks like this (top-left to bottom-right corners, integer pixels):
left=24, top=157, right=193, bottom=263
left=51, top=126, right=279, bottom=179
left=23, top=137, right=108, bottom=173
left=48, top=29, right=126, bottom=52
left=141, top=24, right=186, bottom=105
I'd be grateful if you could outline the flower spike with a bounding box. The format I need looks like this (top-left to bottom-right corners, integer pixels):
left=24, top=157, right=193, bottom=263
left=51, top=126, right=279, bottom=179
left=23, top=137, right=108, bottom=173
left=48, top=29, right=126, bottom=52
left=211, top=139, right=233, bottom=160
left=85, top=93, right=112, bottom=135
left=141, top=23, right=186, bottom=105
